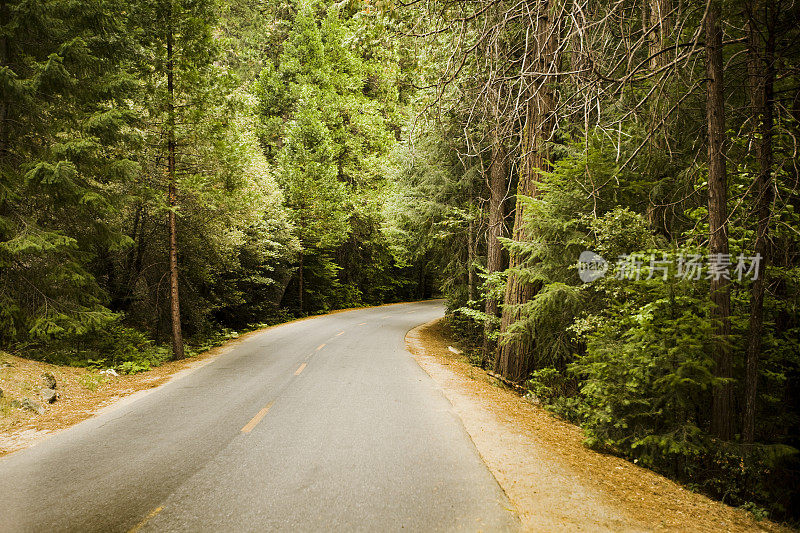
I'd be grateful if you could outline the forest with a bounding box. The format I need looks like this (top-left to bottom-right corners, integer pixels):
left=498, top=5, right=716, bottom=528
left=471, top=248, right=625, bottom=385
left=1, top=0, right=799, bottom=523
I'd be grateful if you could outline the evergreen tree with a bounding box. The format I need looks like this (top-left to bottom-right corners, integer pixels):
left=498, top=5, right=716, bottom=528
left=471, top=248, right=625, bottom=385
left=0, top=0, right=138, bottom=349
left=255, top=0, right=416, bottom=312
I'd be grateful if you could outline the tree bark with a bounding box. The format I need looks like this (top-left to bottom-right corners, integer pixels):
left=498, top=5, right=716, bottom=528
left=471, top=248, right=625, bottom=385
left=275, top=266, right=294, bottom=309
left=705, top=0, right=732, bottom=440
left=483, top=136, right=507, bottom=361
left=743, top=0, right=775, bottom=444
left=495, top=0, right=557, bottom=381
left=648, top=0, right=672, bottom=70
left=298, top=251, right=304, bottom=313
left=467, top=217, right=476, bottom=302
left=167, top=10, right=185, bottom=360
left=0, top=0, right=9, bottom=161
left=481, top=4, right=509, bottom=365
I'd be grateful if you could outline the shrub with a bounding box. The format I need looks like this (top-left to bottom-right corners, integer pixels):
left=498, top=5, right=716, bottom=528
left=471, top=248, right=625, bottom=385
left=572, top=294, right=716, bottom=473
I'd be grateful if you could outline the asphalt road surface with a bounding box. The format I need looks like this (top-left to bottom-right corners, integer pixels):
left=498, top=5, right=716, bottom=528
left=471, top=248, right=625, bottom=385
left=0, top=300, right=519, bottom=532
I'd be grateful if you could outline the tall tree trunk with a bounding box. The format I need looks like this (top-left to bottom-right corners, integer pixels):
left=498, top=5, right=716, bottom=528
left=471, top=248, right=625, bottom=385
left=298, top=251, right=304, bottom=313
left=705, top=0, right=732, bottom=440
left=483, top=136, right=508, bottom=361
left=124, top=205, right=145, bottom=303
left=648, top=0, right=672, bottom=69
left=0, top=0, right=9, bottom=161
left=495, top=0, right=557, bottom=381
left=467, top=217, right=476, bottom=302
left=743, top=0, right=775, bottom=444
left=167, top=11, right=184, bottom=360
left=481, top=5, right=509, bottom=365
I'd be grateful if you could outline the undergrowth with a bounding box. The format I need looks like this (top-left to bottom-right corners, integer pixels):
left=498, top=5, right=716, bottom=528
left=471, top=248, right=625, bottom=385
left=445, top=309, right=800, bottom=524
left=5, top=310, right=303, bottom=376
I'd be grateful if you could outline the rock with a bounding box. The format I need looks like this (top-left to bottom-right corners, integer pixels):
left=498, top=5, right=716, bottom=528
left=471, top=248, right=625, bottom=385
left=99, top=369, right=118, bottom=377
left=12, top=398, right=45, bottom=415
left=0, top=387, right=4, bottom=399
left=40, top=388, right=58, bottom=404
left=447, top=346, right=463, bottom=355
left=42, top=372, right=57, bottom=389
left=523, top=391, right=541, bottom=405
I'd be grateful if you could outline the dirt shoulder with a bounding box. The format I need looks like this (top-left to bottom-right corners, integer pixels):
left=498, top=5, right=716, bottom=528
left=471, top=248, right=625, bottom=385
left=0, top=328, right=264, bottom=457
left=406, top=318, right=791, bottom=533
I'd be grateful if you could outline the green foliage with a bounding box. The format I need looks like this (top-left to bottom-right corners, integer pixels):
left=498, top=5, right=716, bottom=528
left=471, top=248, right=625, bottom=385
left=254, top=0, right=420, bottom=312
left=525, top=367, right=582, bottom=422
left=494, top=127, right=800, bottom=516
left=5, top=0, right=797, bottom=519
left=574, top=293, right=716, bottom=466
left=504, top=283, right=582, bottom=370
left=418, top=78, right=800, bottom=512
left=384, top=124, right=485, bottom=306
left=396, top=0, right=800, bottom=519
left=740, top=502, right=769, bottom=522
left=447, top=306, right=484, bottom=353
left=117, top=361, right=151, bottom=375
left=0, top=0, right=303, bottom=361
left=1, top=0, right=424, bottom=372
left=0, top=0, right=137, bottom=348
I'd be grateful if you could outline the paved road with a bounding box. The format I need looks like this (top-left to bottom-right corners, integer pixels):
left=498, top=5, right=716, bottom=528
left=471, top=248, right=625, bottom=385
left=0, top=301, right=518, bottom=532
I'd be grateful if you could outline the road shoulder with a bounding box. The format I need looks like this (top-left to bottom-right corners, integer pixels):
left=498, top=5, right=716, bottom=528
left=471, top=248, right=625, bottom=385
left=0, top=328, right=262, bottom=458
left=406, top=318, right=788, bottom=533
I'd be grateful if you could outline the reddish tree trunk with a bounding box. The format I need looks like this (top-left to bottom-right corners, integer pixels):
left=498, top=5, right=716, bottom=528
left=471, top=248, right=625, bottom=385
left=705, top=0, right=732, bottom=440
left=467, top=218, right=476, bottom=302
left=298, top=252, right=304, bottom=313
left=167, top=11, right=184, bottom=360
left=483, top=136, right=507, bottom=361
left=743, top=0, right=775, bottom=444
left=495, top=1, right=557, bottom=381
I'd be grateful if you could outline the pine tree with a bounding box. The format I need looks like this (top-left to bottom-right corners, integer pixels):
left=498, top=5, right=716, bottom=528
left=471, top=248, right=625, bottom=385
left=255, top=0, right=412, bottom=312
left=133, top=0, right=218, bottom=356
left=0, top=0, right=138, bottom=349
left=496, top=0, right=559, bottom=382
left=704, top=0, right=733, bottom=441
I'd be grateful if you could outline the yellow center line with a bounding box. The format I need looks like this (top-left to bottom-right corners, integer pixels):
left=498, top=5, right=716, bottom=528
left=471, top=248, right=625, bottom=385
left=294, top=362, right=308, bottom=375
left=241, top=401, right=274, bottom=433
left=127, top=506, right=164, bottom=533
left=315, top=343, right=326, bottom=351
left=335, top=331, right=345, bottom=336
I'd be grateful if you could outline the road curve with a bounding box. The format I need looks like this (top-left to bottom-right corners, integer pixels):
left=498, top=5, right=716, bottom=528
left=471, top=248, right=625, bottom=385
left=0, top=301, right=518, bottom=532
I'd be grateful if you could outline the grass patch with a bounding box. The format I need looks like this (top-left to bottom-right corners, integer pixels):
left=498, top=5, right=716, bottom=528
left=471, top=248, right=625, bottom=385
left=0, top=397, right=10, bottom=419
left=78, top=373, right=109, bottom=392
